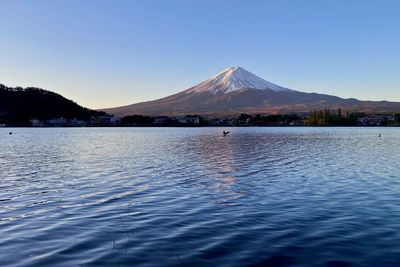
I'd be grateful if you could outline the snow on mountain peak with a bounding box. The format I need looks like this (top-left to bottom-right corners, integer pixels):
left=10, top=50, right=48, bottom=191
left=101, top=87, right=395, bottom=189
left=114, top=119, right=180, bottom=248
left=185, top=66, right=293, bottom=94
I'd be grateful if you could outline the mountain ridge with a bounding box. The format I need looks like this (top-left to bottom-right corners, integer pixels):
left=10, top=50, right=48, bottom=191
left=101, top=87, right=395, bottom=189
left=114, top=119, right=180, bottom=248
left=102, top=67, right=400, bottom=117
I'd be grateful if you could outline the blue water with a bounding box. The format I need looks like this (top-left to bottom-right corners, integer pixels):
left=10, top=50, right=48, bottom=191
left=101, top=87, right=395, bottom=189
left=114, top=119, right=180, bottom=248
left=1, top=127, right=400, bottom=267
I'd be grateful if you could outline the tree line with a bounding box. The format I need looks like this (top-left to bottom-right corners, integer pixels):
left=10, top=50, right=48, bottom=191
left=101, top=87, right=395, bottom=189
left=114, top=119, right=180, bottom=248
left=0, top=84, right=105, bottom=126
left=306, top=108, right=361, bottom=126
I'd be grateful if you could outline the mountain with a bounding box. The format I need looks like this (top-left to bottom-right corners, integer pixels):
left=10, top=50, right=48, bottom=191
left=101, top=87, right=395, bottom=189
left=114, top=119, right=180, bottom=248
left=0, top=84, right=105, bottom=125
left=103, top=67, right=400, bottom=116
left=184, top=66, right=292, bottom=94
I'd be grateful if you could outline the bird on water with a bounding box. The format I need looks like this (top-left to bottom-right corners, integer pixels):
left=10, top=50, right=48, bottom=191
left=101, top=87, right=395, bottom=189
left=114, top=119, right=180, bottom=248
left=223, top=131, right=230, bottom=136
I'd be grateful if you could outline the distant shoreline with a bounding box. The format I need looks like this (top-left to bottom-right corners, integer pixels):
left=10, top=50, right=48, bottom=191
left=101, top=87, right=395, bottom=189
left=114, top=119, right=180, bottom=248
left=2, top=125, right=399, bottom=128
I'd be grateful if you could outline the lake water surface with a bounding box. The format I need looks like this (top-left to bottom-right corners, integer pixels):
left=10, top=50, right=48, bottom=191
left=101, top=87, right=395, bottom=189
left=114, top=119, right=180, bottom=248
left=1, top=127, right=400, bottom=267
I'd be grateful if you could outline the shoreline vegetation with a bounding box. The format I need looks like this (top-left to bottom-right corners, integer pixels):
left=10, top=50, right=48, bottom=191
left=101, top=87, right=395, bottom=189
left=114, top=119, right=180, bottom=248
left=1, top=109, right=400, bottom=127
left=1, top=84, right=400, bottom=127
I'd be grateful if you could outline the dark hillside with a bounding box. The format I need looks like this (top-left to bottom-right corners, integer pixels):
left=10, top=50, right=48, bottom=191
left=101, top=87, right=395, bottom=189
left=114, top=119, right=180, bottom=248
left=0, top=84, right=105, bottom=125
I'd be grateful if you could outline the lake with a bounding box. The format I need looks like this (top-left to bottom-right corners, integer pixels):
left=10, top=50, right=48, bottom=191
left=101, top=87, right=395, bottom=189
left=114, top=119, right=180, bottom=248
left=1, top=127, right=400, bottom=267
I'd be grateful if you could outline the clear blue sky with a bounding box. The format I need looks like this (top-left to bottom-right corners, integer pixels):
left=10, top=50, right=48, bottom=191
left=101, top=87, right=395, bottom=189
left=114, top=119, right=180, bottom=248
left=1, top=0, right=400, bottom=109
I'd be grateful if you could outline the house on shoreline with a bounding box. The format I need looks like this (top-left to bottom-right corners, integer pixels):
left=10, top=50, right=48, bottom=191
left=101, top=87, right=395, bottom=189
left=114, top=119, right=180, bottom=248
left=177, top=115, right=200, bottom=125
left=358, top=115, right=395, bottom=126
left=27, top=115, right=120, bottom=127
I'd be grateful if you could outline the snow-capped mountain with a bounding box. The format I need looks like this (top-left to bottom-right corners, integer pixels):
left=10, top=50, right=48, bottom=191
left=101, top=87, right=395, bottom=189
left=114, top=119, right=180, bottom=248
left=102, top=67, right=400, bottom=116
left=184, top=66, right=292, bottom=94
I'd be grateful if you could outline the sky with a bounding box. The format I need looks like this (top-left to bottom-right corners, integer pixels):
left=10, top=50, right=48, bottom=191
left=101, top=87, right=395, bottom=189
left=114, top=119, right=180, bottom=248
left=1, top=0, right=400, bottom=109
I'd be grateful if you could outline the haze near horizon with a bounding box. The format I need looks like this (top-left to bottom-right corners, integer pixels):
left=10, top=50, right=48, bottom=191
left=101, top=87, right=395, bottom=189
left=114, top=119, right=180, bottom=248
left=1, top=0, right=400, bottom=109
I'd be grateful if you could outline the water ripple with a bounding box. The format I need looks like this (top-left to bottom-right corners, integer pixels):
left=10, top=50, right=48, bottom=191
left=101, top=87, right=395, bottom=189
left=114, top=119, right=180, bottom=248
left=1, top=127, right=400, bottom=266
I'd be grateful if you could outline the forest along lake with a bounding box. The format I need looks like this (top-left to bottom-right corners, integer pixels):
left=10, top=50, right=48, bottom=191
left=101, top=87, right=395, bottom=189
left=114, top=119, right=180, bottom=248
left=1, top=127, right=400, bottom=267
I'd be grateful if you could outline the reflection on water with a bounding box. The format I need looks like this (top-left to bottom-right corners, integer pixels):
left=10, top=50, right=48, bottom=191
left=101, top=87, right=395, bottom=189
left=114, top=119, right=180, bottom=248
left=195, top=134, right=240, bottom=204
left=1, top=127, right=400, bottom=266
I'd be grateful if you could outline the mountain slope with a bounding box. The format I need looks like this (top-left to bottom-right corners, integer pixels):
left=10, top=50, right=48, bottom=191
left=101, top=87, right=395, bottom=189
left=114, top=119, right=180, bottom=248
left=184, top=66, right=292, bottom=94
left=0, top=84, right=105, bottom=125
left=103, top=67, right=400, bottom=116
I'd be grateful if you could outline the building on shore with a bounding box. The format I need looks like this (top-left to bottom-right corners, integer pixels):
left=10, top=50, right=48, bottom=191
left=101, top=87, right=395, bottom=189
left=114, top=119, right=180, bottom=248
left=30, top=119, right=45, bottom=127
left=208, top=118, right=235, bottom=126
left=358, top=115, right=395, bottom=126
left=90, top=115, right=120, bottom=126
left=31, top=118, right=89, bottom=127
left=177, top=115, right=200, bottom=125
left=67, top=119, right=88, bottom=127
left=47, top=118, right=67, bottom=127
